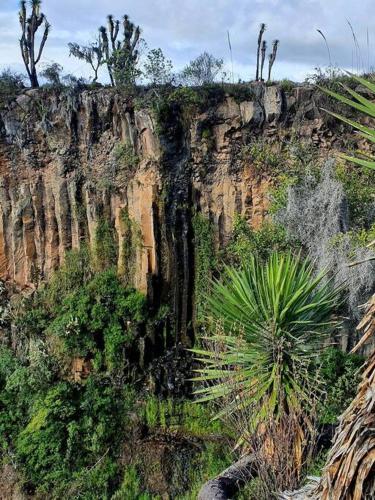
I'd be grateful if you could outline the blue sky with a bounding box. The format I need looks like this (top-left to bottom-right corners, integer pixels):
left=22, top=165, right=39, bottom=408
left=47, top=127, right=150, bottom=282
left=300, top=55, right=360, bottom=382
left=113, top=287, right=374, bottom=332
left=1, top=0, right=375, bottom=83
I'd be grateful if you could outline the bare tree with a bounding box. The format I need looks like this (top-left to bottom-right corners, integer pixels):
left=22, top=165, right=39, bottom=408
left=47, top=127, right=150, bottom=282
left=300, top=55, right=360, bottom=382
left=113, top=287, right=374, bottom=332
left=179, top=52, right=224, bottom=86
left=255, top=23, right=266, bottom=81
left=19, top=0, right=50, bottom=88
left=68, top=40, right=104, bottom=83
left=99, top=14, right=141, bottom=87
left=260, top=40, right=267, bottom=81
left=267, top=39, right=279, bottom=82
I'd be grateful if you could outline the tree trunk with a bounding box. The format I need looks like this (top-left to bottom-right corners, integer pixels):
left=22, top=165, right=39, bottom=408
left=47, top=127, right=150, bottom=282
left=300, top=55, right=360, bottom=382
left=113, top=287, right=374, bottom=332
left=198, top=455, right=256, bottom=500
left=30, top=69, right=39, bottom=88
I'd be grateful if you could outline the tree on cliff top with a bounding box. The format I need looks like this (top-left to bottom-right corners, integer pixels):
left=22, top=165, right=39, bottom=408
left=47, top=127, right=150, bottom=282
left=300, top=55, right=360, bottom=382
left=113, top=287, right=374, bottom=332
left=19, top=0, right=50, bottom=88
left=68, top=39, right=104, bottom=83
left=179, top=52, right=224, bottom=86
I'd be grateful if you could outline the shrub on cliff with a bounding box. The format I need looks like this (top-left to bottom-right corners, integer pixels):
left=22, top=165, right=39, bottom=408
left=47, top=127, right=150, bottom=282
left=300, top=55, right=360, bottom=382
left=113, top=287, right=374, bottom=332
left=15, top=377, right=135, bottom=496
left=49, top=268, right=146, bottom=371
left=13, top=247, right=147, bottom=374
left=0, top=69, right=25, bottom=106
left=0, top=243, right=150, bottom=497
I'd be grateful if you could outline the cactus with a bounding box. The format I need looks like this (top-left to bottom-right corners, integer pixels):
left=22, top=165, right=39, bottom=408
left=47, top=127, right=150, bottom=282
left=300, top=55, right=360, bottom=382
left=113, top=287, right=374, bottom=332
left=19, top=0, right=50, bottom=88
left=267, top=39, right=279, bottom=82
left=99, top=14, right=141, bottom=87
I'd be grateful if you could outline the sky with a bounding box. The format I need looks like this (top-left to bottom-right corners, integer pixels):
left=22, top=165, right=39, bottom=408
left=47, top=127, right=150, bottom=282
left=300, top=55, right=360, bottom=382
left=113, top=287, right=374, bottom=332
left=1, top=0, right=375, bottom=84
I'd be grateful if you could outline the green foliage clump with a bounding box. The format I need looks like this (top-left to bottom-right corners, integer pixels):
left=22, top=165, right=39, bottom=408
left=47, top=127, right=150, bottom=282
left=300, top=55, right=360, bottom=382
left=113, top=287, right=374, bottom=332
left=223, top=84, right=256, bottom=103
left=192, top=213, right=217, bottom=322
left=241, top=141, right=281, bottom=173
left=0, top=243, right=150, bottom=498
left=335, top=161, right=375, bottom=228
left=113, top=143, right=139, bottom=170
left=49, top=268, right=146, bottom=369
left=120, top=208, right=143, bottom=286
left=140, top=396, right=227, bottom=437
left=223, top=214, right=290, bottom=266
left=179, top=52, right=224, bottom=86
left=167, top=86, right=202, bottom=108
left=95, top=218, right=118, bottom=270
left=278, top=79, right=295, bottom=92
left=318, top=347, right=364, bottom=424
left=112, top=465, right=155, bottom=500
left=241, top=138, right=321, bottom=215
left=150, top=86, right=202, bottom=136
left=144, top=48, right=173, bottom=86
left=14, top=377, right=135, bottom=497
left=0, top=347, right=36, bottom=453
left=0, top=69, right=25, bottom=106
left=307, top=67, right=364, bottom=93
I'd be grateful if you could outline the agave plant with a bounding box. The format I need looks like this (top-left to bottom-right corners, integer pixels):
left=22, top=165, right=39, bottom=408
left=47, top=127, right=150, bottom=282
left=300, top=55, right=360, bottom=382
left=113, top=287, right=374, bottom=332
left=192, top=252, right=342, bottom=427
left=320, top=73, right=375, bottom=170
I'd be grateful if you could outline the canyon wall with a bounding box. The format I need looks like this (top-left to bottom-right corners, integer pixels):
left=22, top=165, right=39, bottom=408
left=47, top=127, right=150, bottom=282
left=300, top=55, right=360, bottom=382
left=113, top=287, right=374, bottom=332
left=0, top=84, right=349, bottom=344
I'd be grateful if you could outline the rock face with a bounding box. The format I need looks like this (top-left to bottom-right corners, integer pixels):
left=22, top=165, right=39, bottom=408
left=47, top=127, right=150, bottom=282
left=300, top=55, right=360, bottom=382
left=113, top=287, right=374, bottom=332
left=0, top=84, right=349, bottom=344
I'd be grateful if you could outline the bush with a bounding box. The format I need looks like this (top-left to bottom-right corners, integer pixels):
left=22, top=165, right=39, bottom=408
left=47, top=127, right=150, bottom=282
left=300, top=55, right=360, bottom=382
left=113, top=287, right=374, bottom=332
left=318, top=347, right=364, bottom=424
left=335, top=161, right=375, bottom=228
left=223, top=215, right=291, bottom=266
left=15, top=376, right=135, bottom=496
left=0, top=69, right=25, bottom=104
left=113, top=143, right=140, bottom=171
left=49, top=268, right=146, bottom=369
left=95, top=218, right=118, bottom=270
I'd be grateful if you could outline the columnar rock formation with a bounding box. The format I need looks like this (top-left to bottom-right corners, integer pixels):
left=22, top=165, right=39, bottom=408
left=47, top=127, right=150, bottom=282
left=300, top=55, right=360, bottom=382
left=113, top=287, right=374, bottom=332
left=0, top=84, right=348, bottom=343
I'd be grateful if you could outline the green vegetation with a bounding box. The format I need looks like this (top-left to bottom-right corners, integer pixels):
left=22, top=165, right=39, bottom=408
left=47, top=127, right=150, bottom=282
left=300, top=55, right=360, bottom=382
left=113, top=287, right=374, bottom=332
left=179, top=52, right=224, bottom=86
left=318, top=347, right=364, bottom=424
left=95, top=217, right=118, bottom=270
left=144, top=48, right=173, bottom=86
left=240, top=138, right=321, bottom=215
left=0, top=69, right=24, bottom=106
left=193, top=213, right=217, bottom=323
left=223, top=214, right=291, bottom=265
left=0, top=341, right=137, bottom=498
left=192, top=252, right=343, bottom=494
left=0, top=242, right=236, bottom=499
left=0, top=245, right=149, bottom=497
left=335, top=161, right=375, bottom=227
left=193, top=252, right=341, bottom=424
left=120, top=208, right=143, bottom=286
left=278, top=78, right=295, bottom=92
left=141, top=396, right=226, bottom=436
left=113, top=143, right=140, bottom=170
left=49, top=268, right=146, bottom=369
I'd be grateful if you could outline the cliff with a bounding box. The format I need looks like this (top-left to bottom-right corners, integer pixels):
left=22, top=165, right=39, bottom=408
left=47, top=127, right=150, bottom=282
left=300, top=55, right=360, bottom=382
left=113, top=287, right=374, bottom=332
left=0, top=84, right=352, bottom=344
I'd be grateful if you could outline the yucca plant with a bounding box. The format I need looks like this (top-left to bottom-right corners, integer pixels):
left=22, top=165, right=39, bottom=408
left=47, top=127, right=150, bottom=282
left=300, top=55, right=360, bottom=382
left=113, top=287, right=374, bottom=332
left=192, top=253, right=342, bottom=428
left=320, top=73, right=375, bottom=170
